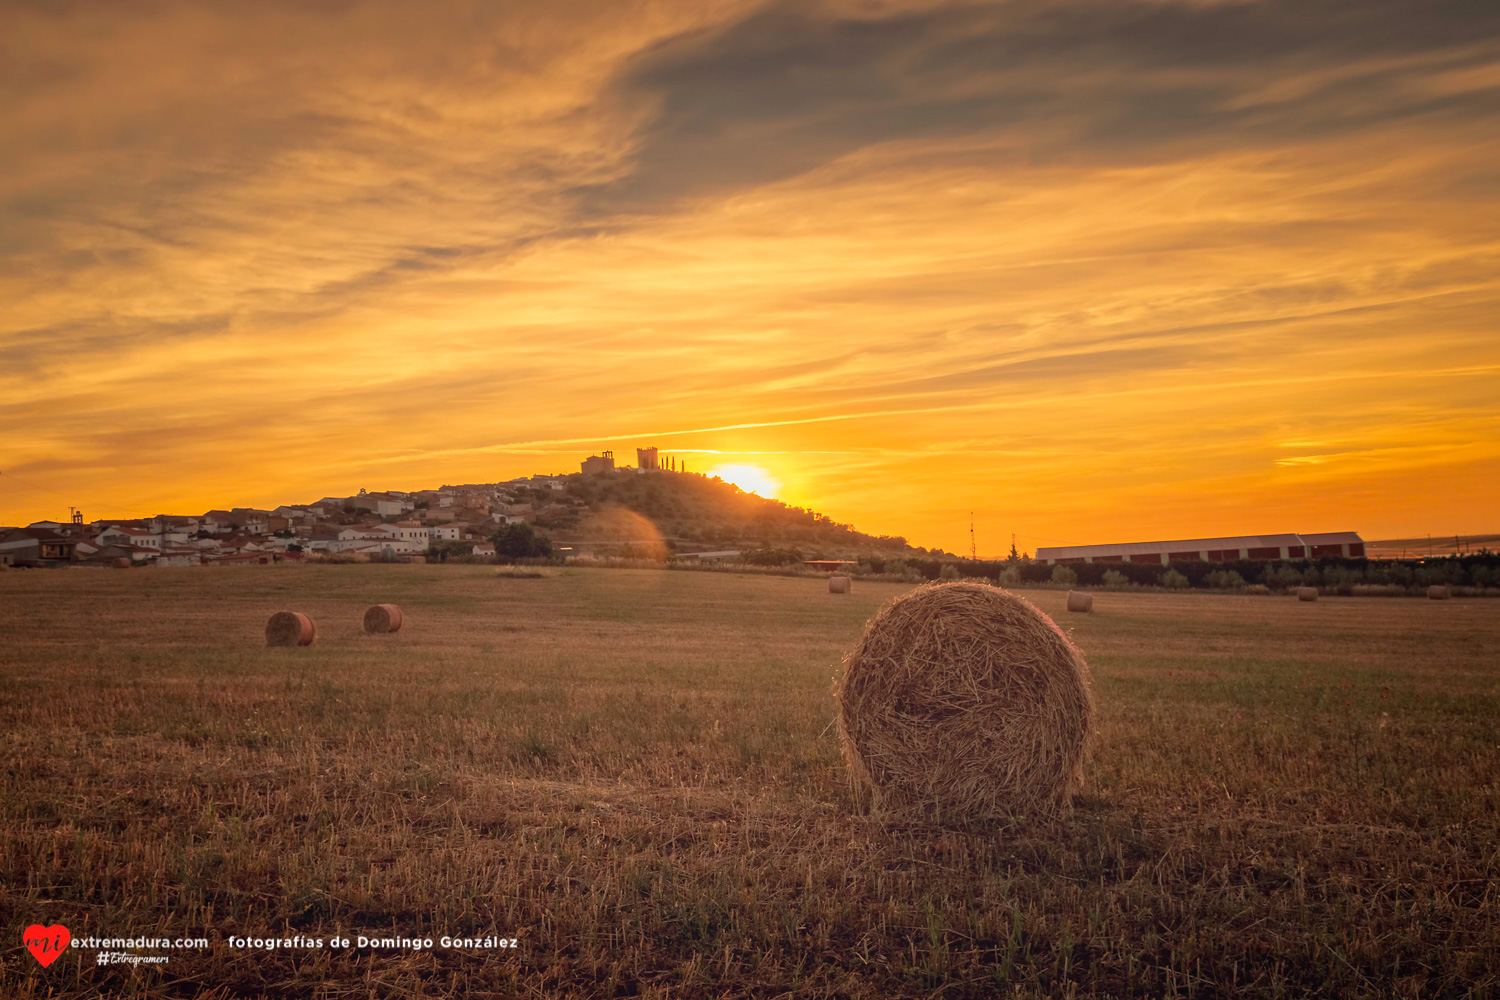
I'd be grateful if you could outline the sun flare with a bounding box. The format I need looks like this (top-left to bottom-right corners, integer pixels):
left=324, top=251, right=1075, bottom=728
left=708, top=463, right=782, bottom=499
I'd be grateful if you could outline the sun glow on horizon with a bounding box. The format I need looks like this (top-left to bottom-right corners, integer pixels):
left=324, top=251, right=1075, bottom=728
left=709, top=464, right=783, bottom=499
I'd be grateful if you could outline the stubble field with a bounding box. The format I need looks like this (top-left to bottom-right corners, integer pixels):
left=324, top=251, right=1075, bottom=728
left=1, top=565, right=1497, bottom=998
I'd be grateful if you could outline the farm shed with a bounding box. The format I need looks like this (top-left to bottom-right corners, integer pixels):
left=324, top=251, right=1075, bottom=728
left=1036, top=532, right=1363, bottom=566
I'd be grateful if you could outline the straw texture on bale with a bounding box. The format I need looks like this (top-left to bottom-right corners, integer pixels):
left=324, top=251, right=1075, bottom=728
left=1297, top=587, right=1319, bottom=602
left=1427, top=585, right=1452, bottom=600
left=829, top=575, right=851, bottom=594
left=837, top=582, right=1093, bottom=823
left=1066, top=590, right=1093, bottom=613
left=265, top=611, right=316, bottom=647
left=363, top=603, right=404, bottom=633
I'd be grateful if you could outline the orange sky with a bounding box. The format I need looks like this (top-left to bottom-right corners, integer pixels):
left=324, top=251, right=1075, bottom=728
left=3, top=0, right=1498, bottom=555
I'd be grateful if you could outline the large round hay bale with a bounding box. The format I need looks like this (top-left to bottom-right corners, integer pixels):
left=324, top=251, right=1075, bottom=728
left=1427, top=585, right=1451, bottom=600
left=363, top=603, right=403, bottom=633
left=265, top=611, right=316, bottom=647
left=112, top=557, right=131, bottom=569
left=1297, top=587, right=1318, bottom=602
left=837, top=582, right=1093, bottom=822
left=829, top=575, right=851, bottom=594
left=1066, top=590, right=1093, bottom=613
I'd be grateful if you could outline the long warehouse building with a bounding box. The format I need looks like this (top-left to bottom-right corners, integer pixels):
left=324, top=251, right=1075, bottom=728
left=1035, top=531, right=1365, bottom=566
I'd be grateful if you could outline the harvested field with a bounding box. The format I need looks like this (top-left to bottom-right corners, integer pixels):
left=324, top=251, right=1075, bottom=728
left=1, top=565, right=1497, bottom=998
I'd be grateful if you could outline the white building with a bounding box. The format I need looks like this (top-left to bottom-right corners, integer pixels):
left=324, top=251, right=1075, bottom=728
left=386, top=521, right=431, bottom=548
left=97, top=526, right=160, bottom=550
left=328, top=526, right=425, bottom=555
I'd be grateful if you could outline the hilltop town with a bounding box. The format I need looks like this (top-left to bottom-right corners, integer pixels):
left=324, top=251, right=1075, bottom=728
left=0, top=448, right=935, bottom=569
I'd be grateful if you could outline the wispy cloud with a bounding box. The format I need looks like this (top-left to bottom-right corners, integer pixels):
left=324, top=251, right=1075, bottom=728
left=1, top=0, right=1498, bottom=544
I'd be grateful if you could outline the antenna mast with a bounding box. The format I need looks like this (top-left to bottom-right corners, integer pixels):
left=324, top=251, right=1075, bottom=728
left=969, top=512, right=976, bottom=561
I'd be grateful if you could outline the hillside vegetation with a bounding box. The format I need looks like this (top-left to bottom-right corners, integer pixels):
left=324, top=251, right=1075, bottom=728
left=538, top=470, right=935, bottom=561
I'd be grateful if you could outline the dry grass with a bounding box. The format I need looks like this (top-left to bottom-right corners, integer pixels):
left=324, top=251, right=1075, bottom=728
left=1, top=566, right=1498, bottom=998
left=493, top=566, right=556, bottom=579
left=837, top=583, right=1092, bottom=822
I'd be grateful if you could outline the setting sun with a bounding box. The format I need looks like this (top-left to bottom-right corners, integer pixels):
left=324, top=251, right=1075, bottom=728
left=708, top=464, right=782, bottom=499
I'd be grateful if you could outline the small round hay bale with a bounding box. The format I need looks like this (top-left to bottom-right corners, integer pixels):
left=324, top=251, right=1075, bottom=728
left=409, top=554, right=426, bottom=565
left=265, top=611, right=316, bottom=647
left=829, top=575, right=851, bottom=594
left=363, top=603, right=403, bottom=633
left=1066, top=590, right=1093, bottom=613
left=1427, top=585, right=1451, bottom=600
left=837, top=582, right=1093, bottom=823
left=1297, top=587, right=1318, bottom=602
left=113, top=557, right=131, bottom=569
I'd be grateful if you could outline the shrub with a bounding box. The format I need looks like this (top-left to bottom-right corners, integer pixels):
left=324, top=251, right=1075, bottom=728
left=998, top=565, right=1022, bottom=586
left=1051, top=565, right=1077, bottom=586
left=742, top=545, right=804, bottom=566
left=1205, top=569, right=1245, bottom=589
left=939, top=564, right=961, bottom=581
left=1159, top=568, right=1189, bottom=589
left=1322, top=564, right=1366, bottom=594
left=1263, top=564, right=1306, bottom=590
left=1101, top=569, right=1128, bottom=588
left=492, top=522, right=553, bottom=559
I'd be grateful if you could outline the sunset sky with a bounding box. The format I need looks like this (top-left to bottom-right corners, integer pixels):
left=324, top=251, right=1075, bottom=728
left=3, top=0, right=1498, bottom=554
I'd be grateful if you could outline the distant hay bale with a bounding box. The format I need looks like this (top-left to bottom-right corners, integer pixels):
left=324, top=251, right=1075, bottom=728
left=363, top=603, right=403, bottom=633
left=1066, top=590, right=1093, bottom=613
left=837, top=582, right=1093, bottom=823
left=1427, top=585, right=1452, bottom=601
left=1297, top=587, right=1319, bottom=602
left=829, top=575, right=851, bottom=594
left=409, top=555, right=426, bottom=565
left=112, top=557, right=131, bottom=569
left=265, top=611, right=316, bottom=647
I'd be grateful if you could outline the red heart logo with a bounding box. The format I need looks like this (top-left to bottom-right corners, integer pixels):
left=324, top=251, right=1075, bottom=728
left=24, top=924, right=71, bottom=968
